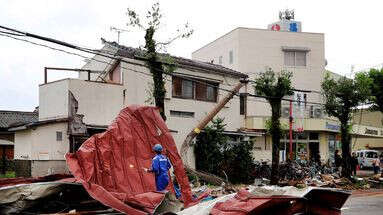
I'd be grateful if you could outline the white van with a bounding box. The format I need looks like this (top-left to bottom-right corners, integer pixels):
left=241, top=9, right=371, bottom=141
left=355, top=150, right=379, bottom=169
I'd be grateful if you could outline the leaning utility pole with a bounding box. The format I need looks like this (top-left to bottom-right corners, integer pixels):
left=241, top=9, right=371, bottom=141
left=180, top=79, right=248, bottom=185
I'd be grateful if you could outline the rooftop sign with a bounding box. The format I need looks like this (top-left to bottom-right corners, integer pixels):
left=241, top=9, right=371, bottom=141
left=268, top=9, right=302, bottom=32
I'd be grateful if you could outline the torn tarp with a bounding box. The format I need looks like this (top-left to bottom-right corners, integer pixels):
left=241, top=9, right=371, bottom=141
left=210, top=186, right=351, bottom=215
left=66, top=106, right=194, bottom=215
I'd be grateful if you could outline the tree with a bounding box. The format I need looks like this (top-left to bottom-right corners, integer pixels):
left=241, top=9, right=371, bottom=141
left=356, top=68, right=383, bottom=114
left=253, top=69, right=294, bottom=185
left=195, top=117, right=226, bottom=176
left=195, top=117, right=255, bottom=184
left=321, top=72, right=370, bottom=178
left=126, top=2, right=193, bottom=120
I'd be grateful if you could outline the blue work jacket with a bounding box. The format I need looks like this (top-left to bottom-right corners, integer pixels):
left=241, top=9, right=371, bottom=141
left=151, top=154, right=171, bottom=191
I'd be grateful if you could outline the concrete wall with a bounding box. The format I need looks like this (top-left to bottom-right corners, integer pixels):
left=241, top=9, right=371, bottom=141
left=39, top=79, right=124, bottom=126
left=14, top=129, right=32, bottom=160
left=14, top=122, right=70, bottom=176
left=31, top=160, right=69, bottom=177
left=68, top=79, right=124, bottom=126
left=14, top=122, right=69, bottom=161
left=192, top=29, right=240, bottom=71
left=39, top=80, right=69, bottom=121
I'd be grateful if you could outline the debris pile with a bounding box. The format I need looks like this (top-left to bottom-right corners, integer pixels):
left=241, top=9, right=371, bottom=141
left=0, top=179, right=121, bottom=214
left=180, top=186, right=351, bottom=215
left=251, top=160, right=380, bottom=190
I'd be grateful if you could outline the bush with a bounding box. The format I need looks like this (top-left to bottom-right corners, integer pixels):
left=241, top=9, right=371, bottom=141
left=0, top=158, right=15, bottom=172
left=195, top=117, right=255, bottom=184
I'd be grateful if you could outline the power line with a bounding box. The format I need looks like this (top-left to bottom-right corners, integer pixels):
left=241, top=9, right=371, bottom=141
left=0, top=31, right=326, bottom=105
left=0, top=24, right=368, bottom=108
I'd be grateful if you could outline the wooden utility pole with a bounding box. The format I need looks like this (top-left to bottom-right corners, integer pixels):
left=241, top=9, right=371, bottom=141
left=180, top=79, right=248, bottom=184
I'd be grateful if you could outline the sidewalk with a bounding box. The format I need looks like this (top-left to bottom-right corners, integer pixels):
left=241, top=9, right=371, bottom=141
left=351, top=189, right=383, bottom=197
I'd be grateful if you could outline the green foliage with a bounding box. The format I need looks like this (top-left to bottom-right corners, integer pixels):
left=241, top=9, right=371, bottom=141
left=322, top=72, right=370, bottom=122
left=0, top=171, right=15, bottom=178
left=356, top=68, right=383, bottom=113
left=220, top=141, right=255, bottom=184
left=195, top=117, right=255, bottom=184
left=253, top=68, right=294, bottom=185
left=195, top=118, right=226, bottom=176
left=321, top=72, right=369, bottom=178
left=265, top=118, right=289, bottom=135
left=253, top=68, right=294, bottom=101
left=126, top=2, right=193, bottom=120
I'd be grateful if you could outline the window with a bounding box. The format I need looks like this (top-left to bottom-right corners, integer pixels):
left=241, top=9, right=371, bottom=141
left=240, top=94, right=247, bottom=115
left=182, top=79, right=194, bottom=99
left=284, top=51, right=306, bottom=66
left=170, top=110, right=194, bottom=118
left=229, top=50, right=233, bottom=64
left=219, top=56, right=223, bottom=64
left=172, top=76, right=218, bottom=102
left=56, top=131, right=62, bottom=141
left=366, top=152, right=377, bottom=158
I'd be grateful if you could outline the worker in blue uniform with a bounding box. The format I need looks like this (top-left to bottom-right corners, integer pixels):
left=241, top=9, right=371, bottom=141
left=144, top=144, right=172, bottom=191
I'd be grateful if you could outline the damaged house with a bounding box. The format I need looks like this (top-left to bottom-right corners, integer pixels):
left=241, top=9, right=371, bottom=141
left=9, top=39, right=258, bottom=177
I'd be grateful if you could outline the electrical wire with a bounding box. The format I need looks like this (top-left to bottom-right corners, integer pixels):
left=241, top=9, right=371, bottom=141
left=0, top=25, right=372, bottom=107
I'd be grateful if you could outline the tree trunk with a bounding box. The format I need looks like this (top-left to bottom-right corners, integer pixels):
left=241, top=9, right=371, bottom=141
left=340, top=119, right=352, bottom=178
left=145, top=27, right=167, bottom=121
left=270, top=99, right=282, bottom=185
left=152, top=65, right=166, bottom=121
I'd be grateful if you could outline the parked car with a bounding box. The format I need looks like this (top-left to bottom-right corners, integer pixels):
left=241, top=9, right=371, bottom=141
left=355, top=150, right=379, bottom=169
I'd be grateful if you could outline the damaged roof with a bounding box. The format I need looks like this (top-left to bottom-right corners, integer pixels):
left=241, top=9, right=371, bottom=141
left=0, top=110, right=38, bottom=129
left=101, top=39, right=248, bottom=78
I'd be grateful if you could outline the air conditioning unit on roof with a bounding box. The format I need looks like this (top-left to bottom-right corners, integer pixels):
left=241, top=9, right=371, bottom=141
left=314, top=108, right=322, bottom=118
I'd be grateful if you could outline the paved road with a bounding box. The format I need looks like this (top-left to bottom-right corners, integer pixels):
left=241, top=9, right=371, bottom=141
left=342, top=189, right=383, bottom=215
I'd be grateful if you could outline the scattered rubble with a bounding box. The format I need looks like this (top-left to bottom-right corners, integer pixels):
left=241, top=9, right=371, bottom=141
left=179, top=186, right=351, bottom=215
left=0, top=106, right=375, bottom=214
left=251, top=159, right=383, bottom=191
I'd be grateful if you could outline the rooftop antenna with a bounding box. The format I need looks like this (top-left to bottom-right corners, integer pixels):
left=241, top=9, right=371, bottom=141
left=110, top=26, right=129, bottom=43
left=279, top=8, right=295, bottom=20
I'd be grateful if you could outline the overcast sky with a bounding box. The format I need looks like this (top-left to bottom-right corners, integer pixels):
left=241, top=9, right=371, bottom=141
left=1, top=0, right=382, bottom=111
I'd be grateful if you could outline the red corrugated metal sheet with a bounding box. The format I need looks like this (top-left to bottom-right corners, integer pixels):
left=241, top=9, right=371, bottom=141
left=66, top=106, right=194, bottom=215
left=0, top=174, right=72, bottom=188
left=210, top=189, right=306, bottom=215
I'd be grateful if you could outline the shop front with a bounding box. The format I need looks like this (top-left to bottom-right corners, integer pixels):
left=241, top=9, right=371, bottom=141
left=279, top=132, right=321, bottom=162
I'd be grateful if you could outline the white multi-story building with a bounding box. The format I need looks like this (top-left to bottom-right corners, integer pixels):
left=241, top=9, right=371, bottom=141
left=192, top=13, right=383, bottom=163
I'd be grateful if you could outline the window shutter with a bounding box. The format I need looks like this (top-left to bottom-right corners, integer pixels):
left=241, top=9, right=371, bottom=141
left=182, top=79, right=194, bottom=99
left=295, top=51, right=306, bottom=66
left=196, top=82, right=207, bottom=100
left=172, top=77, right=182, bottom=97
left=284, top=51, right=295, bottom=66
